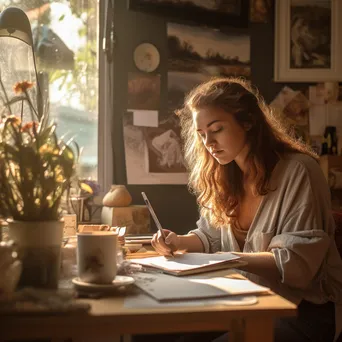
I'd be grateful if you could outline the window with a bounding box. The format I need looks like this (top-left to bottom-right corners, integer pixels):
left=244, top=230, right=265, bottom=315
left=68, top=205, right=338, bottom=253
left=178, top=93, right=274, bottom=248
left=0, top=0, right=99, bottom=181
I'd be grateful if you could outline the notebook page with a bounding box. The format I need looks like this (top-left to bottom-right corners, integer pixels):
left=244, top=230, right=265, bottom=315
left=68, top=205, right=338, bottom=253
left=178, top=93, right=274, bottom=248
left=133, top=272, right=268, bottom=302
left=130, top=253, right=240, bottom=272
left=134, top=272, right=228, bottom=301
left=189, top=277, right=270, bottom=295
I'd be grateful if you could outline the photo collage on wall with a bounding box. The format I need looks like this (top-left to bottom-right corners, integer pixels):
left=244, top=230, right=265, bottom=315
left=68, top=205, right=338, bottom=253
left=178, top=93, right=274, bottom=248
left=124, top=71, right=189, bottom=184
left=124, top=16, right=251, bottom=184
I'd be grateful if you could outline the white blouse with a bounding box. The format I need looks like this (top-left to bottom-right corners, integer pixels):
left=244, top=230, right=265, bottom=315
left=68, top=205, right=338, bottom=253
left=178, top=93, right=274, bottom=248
left=189, top=153, right=342, bottom=340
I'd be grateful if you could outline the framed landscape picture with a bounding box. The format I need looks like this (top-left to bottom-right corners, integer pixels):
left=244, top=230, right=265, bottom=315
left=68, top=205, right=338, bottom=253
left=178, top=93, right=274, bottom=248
left=274, top=0, right=342, bottom=82
left=128, top=0, right=249, bottom=29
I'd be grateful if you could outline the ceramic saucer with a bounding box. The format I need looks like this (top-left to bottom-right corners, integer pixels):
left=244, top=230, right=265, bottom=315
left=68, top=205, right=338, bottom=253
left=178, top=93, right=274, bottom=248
left=72, top=275, right=135, bottom=292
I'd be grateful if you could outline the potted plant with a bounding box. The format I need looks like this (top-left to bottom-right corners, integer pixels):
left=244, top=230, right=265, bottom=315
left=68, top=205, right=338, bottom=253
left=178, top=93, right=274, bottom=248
left=0, top=79, right=80, bottom=289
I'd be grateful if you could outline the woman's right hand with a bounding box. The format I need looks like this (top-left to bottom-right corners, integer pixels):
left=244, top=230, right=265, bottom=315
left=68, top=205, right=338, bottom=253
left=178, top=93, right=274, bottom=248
left=151, top=229, right=180, bottom=256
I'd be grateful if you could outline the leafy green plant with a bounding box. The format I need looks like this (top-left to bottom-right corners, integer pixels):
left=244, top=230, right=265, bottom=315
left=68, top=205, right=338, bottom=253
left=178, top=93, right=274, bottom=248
left=0, top=79, right=86, bottom=221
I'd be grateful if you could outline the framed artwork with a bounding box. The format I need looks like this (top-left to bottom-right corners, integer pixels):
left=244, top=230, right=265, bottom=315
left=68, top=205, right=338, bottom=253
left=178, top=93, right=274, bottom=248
left=128, top=0, right=249, bottom=29
left=274, top=0, right=342, bottom=82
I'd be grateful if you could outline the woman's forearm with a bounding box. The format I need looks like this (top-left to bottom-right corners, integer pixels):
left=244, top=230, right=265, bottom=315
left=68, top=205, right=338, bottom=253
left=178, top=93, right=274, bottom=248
left=177, top=233, right=204, bottom=253
left=173, top=238, right=281, bottom=282
left=232, top=252, right=281, bottom=282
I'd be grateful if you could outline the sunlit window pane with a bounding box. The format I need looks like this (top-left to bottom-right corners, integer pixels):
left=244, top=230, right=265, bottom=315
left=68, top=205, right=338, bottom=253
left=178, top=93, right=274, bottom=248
left=0, top=0, right=99, bottom=180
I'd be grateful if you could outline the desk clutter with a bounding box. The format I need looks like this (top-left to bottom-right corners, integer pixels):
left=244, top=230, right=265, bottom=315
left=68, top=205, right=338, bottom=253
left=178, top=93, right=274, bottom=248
left=1, top=211, right=267, bottom=314
left=0, top=221, right=271, bottom=316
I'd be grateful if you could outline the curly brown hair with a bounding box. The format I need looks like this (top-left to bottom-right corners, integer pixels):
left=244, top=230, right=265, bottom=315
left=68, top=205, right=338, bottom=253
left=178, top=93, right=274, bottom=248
left=176, top=77, right=317, bottom=228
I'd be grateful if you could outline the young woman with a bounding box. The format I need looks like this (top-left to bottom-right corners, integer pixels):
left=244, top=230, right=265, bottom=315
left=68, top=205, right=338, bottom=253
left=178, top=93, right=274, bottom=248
left=150, top=78, right=342, bottom=342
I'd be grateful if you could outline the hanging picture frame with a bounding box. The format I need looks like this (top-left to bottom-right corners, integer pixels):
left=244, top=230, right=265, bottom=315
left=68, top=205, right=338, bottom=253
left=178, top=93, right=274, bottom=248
left=274, top=0, right=342, bottom=82
left=128, top=0, right=249, bottom=29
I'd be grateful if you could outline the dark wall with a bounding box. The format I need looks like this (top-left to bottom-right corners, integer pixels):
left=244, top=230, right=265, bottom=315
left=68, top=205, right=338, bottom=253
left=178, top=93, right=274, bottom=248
left=111, top=1, right=310, bottom=234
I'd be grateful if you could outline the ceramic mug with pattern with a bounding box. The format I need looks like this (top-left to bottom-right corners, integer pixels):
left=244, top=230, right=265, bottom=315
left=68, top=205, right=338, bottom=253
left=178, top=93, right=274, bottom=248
left=77, top=232, right=118, bottom=284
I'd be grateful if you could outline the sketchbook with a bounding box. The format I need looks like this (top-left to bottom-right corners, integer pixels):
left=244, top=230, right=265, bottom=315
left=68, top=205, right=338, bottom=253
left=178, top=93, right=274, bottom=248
left=134, top=272, right=269, bottom=302
left=130, top=253, right=247, bottom=276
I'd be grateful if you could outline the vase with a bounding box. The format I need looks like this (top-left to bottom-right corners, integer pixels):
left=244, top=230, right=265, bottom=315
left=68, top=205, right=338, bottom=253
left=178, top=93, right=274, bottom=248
left=102, top=185, right=132, bottom=207
left=7, top=220, right=64, bottom=289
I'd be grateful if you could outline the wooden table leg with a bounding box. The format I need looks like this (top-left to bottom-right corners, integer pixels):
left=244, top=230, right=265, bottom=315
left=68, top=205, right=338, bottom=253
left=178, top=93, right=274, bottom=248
left=243, top=317, right=274, bottom=342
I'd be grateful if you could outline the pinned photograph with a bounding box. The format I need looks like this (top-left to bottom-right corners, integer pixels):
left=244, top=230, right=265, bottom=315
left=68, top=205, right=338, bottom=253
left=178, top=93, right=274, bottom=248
left=123, top=113, right=188, bottom=184
left=283, top=91, right=310, bottom=127
left=127, top=72, right=160, bottom=111
left=168, top=23, right=250, bottom=78
left=270, top=86, right=297, bottom=112
left=271, top=86, right=310, bottom=143
left=250, top=0, right=272, bottom=23
left=144, top=120, right=186, bottom=173
left=167, top=23, right=250, bottom=118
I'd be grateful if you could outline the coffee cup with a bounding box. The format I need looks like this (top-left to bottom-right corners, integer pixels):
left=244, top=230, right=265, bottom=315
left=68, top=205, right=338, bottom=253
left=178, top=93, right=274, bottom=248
left=77, top=232, right=117, bottom=284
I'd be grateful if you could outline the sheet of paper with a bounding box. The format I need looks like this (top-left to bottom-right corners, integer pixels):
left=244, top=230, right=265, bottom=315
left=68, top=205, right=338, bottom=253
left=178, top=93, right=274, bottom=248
left=132, top=110, right=158, bottom=127
left=133, top=272, right=269, bottom=302
left=189, top=277, right=270, bottom=295
left=124, top=291, right=258, bottom=308
left=309, top=104, right=326, bottom=135
left=130, top=253, right=240, bottom=272
left=270, top=86, right=297, bottom=111
left=134, top=272, right=228, bottom=301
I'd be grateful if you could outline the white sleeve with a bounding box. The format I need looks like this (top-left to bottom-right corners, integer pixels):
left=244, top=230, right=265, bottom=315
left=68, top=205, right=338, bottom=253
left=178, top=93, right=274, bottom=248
left=268, top=203, right=331, bottom=289
left=188, top=216, right=221, bottom=253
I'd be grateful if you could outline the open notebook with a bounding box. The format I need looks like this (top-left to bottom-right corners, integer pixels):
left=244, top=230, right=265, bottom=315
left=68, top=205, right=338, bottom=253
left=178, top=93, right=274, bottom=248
left=130, top=253, right=247, bottom=276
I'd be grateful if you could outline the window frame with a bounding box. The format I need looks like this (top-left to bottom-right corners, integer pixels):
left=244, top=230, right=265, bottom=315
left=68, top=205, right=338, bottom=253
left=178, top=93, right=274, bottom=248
left=97, top=0, right=114, bottom=193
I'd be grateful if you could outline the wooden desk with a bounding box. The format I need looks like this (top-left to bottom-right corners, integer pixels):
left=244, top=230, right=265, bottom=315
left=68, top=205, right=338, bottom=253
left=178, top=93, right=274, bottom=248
left=0, top=270, right=296, bottom=342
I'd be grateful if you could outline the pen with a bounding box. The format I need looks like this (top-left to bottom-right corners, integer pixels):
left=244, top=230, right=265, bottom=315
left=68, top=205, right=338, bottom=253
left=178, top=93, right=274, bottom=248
left=141, top=192, right=175, bottom=257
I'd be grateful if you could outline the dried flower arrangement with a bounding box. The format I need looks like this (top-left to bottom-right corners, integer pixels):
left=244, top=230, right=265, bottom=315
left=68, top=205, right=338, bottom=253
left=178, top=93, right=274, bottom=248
left=0, top=78, right=90, bottom=221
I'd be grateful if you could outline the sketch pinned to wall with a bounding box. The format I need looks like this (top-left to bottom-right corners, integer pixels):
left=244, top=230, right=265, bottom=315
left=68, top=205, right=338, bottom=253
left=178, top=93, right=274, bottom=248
left=167, top=23, right=250, bottom=119
left=270, top=86, right=310, bottom=143
left=144, top=118, right=186, bottom=173
left=127, top=72, right=160, bottom=110
left=123, top=112, right=188, bottom=185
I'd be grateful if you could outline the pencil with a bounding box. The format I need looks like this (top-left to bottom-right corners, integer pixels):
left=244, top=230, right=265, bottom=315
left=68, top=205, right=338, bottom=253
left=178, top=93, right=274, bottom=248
left=141, top=192, right=175, bottom=257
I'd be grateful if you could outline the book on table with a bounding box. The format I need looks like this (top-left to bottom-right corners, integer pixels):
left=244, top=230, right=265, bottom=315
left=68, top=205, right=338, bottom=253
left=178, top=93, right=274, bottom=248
left=130, top=252, right=247, bottom=276
left=125, top=234, right=153, bottom=245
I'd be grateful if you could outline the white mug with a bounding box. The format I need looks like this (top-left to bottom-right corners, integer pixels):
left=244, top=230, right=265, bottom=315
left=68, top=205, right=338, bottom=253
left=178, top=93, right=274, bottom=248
left=77, top=232, right=118, bottom=284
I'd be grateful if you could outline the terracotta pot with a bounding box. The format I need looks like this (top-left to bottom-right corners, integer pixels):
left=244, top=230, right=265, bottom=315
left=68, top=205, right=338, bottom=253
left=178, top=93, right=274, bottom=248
left=102, top=185, right=132, bottom=207
left=7, top=220, right=64, bottom=289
